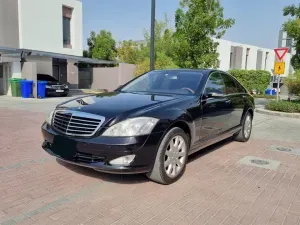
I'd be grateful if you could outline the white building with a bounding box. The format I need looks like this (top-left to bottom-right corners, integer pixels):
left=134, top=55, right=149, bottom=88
left=278, top=30, right=295, bottom=75
left=0, top=0, right=111, bottom=96
left=216, top=38, right=291, bottom=77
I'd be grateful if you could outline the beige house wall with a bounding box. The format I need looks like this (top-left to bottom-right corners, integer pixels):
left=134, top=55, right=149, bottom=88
left=91, top=63, right=136, bottom=91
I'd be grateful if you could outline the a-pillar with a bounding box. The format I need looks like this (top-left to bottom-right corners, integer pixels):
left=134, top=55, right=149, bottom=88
left=21, top=62, right=37, bottom=98
left=67, top=60, right=79, bottom=89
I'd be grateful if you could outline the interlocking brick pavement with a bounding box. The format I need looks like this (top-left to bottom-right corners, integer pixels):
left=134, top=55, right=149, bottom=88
left=0, top=106, right=300, bottom=225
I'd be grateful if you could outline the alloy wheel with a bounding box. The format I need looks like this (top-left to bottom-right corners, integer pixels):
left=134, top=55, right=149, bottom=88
left=164, top=135, right=187, bottom=178
left=244, top=115, right=252, bottom=138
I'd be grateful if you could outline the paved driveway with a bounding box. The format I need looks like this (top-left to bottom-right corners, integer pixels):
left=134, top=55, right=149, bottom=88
left=0, top=97, right=300, bottom=225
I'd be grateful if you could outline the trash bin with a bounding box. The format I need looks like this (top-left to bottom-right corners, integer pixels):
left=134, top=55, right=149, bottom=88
left=9, top=78, right=23, bottom=97
left=265, top=89, right=276, bottom=96
left=37, top=81, right=47, bottom=98
left=20, top=80, right=33, bottom=98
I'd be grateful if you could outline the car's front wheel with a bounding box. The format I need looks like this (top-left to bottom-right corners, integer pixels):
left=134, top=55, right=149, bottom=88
left=233, top=111, right=253, bottom=142
left=147, top=127, right=189, bottom=185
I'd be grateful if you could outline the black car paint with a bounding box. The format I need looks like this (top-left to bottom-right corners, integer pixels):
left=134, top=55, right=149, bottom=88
left=37, top=74, right=69, bottom=97
left=41, top=69, right=254, bottom=174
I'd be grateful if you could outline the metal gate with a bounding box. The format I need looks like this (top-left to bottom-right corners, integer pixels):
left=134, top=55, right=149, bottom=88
left=79, top=70, right=92, bottom=89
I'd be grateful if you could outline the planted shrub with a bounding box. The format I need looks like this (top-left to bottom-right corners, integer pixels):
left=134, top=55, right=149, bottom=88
left=265, top=100, right=300, bottom=113
left=284, top=70, right=300, bottom=96
left=228, top=69, right=271, bottom=93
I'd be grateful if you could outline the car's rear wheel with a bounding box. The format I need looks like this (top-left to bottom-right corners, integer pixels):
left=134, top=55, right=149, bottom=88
left=147, top=127, right=189, bottom=185
left=233, top=111, right=252, bottom=142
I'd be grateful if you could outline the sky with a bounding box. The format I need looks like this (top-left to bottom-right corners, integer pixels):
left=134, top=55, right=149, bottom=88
left=82, top=0, right=298, bottom=50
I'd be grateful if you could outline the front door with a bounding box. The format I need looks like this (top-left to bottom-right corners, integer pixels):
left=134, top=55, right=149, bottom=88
left=220, top=72, right=245, bottom=129
left=53, top=65, right=60, bottom=81
left=0, top=65, right=4, bottom=95
left=198, top=72, right=232, bottom=141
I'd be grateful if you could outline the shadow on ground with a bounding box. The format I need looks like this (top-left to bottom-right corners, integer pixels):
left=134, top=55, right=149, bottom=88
left=56, top=137, right=233, bottom=184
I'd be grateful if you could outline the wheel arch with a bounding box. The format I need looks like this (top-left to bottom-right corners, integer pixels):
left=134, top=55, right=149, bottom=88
left=241, top=106, right=254, bottom=124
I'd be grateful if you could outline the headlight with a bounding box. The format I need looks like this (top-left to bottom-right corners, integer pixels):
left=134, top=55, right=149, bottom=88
left=46, top=110, right=54, bottom=125
left=102, top=117, right=159, bottom=137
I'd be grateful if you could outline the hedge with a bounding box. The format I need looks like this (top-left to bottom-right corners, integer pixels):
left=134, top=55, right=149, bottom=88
left=252, top=94, right=277, bottom=99
left=265, top=100, right=300, bottom=113
left=228, top=70, right=271, bottom=93
left=283, top=70, right=300, bottom=96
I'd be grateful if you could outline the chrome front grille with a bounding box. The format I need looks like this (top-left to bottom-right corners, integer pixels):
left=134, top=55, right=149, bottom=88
left=52, top=85, right=65, bottom=89
left=75, top=152, right=105, bottom=163
left=53, top=110, right=105, bottom=137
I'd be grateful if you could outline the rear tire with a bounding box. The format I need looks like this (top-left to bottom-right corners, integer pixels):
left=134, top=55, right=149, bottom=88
left=233, top=111, right=252, bottom=142
left=147, top=127, right=189, bottom=185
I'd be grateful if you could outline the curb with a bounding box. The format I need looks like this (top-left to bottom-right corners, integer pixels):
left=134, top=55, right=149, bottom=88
left=255, top=108, right=300, bottom=119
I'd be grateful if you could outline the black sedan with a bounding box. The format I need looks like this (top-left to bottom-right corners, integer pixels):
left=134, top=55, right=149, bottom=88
left=41, top=69, right=255, bottom=185
left=37, top=74, right=69, bottom=97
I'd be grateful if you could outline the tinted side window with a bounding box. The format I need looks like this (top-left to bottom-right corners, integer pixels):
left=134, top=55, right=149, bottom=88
left=221, top=73, right=238, bottom=94
left=234, top=79, right=247, bottom=93
left=205, top=72, right=225, bottom=94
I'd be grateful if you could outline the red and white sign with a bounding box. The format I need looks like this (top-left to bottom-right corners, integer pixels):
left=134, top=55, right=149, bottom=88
left=274, top=47, right=289, bottom=61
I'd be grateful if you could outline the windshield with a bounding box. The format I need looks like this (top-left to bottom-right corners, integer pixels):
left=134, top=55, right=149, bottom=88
left=120, top=70, right=203, bottom=95
left=37, top=74, right=58, bottom=82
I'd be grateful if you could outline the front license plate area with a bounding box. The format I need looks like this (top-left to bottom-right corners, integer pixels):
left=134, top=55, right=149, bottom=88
left=52, top=135, right=77, bottom=159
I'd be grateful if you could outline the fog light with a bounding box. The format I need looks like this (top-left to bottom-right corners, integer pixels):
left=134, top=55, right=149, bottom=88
left=109, top=155, right=136, bottom=166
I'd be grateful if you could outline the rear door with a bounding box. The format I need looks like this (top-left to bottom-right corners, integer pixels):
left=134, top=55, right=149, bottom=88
left=199, top=71, right=231, bottom=141
left=220, top=73, right=245, bottom=129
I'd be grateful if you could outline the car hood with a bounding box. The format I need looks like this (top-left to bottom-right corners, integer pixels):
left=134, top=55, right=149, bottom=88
left=56, top=92, right=191, bottom=123
left=45, top=81, right=64, bottom=85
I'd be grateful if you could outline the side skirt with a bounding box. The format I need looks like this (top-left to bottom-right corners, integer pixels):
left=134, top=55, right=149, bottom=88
left=188, top=125, right=242, bottom=156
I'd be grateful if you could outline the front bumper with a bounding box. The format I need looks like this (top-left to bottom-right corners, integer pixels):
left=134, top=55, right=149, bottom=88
left=46, top=88, right=69, bottom=96
left=41, top=123, right=163, bottom=174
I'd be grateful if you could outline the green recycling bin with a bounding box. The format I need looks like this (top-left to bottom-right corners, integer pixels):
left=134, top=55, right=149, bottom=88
left=9, top=78, right=23, bottom=97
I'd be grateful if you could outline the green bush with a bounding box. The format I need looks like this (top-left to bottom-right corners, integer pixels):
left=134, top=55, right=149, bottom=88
left=265, top=100, right=300, bottom=113
left=252, top=94, right=277, bottom=99
left=228, top=70, right=271, bottom=93
left=284, top=70, right=300, bottom=96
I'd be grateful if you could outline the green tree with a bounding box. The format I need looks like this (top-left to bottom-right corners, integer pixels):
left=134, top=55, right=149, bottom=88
left=135, top=52, right=178, bottom=75
left=143, top=15, right=175, bottom=59
left=134, top=16, right=177, bottom=75
left=117, top=40, right=143, bottom=64
left=283, top=4, right=300, bottom=70
left=86, top=30, right=117, bottom=61
left=284, top=70, right=300, bottom=96
left=173, top=0, right=235, bottom=68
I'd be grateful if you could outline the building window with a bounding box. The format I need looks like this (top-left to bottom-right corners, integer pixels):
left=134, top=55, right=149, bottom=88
left=62, top=6, right=73, bottom=48
left=229, top=52, right=233, bottom=69
left=264, top=52, right=269, bottom=70
left=245, top=48, right=250, bottom=69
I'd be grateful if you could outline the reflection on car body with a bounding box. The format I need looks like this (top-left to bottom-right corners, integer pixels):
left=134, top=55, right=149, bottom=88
left=41, top=69, right=255, bottom=185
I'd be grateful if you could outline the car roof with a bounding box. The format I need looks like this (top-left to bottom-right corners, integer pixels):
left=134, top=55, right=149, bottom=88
left=151, top=68, right=225, bottom=78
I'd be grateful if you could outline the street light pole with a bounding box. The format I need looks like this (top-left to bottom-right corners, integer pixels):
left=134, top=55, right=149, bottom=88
left=150, top=0, right=156, bottom=71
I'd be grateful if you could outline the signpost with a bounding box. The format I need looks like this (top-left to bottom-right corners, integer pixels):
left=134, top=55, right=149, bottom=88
left=273, top=47, right=289, bottom=102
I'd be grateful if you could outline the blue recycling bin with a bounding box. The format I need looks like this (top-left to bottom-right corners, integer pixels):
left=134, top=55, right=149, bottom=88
left=20, top=80, right=33, bottom=98
left=37, top=81, right=47, bottom=98
left=265, top=89, right=276, bottom=96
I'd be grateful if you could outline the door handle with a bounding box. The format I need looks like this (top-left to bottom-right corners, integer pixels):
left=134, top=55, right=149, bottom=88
left=242, top=95, right=246, bottom=99
left=225, top=100, right=231, bottom=104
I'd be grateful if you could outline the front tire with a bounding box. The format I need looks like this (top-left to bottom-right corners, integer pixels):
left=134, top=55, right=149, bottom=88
left=147, top=127, right=189, bottom=185
left=233, top=111, right=253, bottom=142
